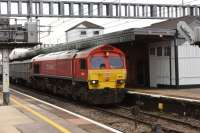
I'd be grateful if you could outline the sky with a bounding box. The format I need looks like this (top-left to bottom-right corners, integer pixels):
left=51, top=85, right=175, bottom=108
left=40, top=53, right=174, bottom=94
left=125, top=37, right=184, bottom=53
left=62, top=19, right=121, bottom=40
left=38, top=0, right=200, bottom=44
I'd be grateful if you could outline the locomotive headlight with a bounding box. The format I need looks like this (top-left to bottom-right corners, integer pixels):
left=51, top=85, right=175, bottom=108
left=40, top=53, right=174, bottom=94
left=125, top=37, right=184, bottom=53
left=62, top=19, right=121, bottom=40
left=105, top=51, right=109, bottom=57
left=90, top=80, right=99, bottom=84
left=116, top=79, right=125, bottom=84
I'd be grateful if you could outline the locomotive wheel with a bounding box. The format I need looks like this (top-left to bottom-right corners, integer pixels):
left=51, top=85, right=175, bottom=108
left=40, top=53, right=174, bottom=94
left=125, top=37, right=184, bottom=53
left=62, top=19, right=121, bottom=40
left=80, top=86, right=89, bottom=102
left=71, top=85, right=80, bottom=101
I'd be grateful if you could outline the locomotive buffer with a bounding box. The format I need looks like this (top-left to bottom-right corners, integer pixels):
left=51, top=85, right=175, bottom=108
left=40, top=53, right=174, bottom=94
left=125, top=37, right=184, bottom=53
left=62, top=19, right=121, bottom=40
left=0, top=18, right=39, bottom=105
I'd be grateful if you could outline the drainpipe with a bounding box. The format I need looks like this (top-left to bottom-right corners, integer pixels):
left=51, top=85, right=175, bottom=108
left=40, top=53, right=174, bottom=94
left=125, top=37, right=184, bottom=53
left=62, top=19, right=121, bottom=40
left=174, top=38, right=179, bottom=88
left=169, top=41, right=172, bottom=86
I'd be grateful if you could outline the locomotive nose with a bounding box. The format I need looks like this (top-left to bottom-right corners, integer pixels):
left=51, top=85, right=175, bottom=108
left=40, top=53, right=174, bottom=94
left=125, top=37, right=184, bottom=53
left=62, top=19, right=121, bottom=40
left=88, top=69, right=126, bottom=89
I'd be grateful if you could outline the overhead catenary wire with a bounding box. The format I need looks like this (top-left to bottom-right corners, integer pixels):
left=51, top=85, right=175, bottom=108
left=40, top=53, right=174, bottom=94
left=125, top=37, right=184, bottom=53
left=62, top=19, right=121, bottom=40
left=47, top=0, right=114, bottom=27
left=50, top=0, right=198, bottom=28
left=52, top=0, right=119, bottom=28
left=41, top=12, right=161, bottom=41
left=58, top=1, right=195, bottom=30
left=40, top=0, right=118, bottom=39
left=184, top=0, right=200, bottom=5
left=40, top=0, right=109, bottom=39
left=45, top=1, right=185, bottom=40
left=41, top=0, right=143, bottom=40
left=40, top=6, right=187, bottom=42
left=41, top=0, right=198, bottom=42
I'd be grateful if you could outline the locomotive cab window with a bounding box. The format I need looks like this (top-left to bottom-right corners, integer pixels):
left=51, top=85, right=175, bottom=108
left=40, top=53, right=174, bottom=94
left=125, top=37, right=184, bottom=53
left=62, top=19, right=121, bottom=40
left=91, top=56, right=105, bottom=69
left=109, top=56, right=123, bottom=68
left=80, top=59, right=87, bottom=69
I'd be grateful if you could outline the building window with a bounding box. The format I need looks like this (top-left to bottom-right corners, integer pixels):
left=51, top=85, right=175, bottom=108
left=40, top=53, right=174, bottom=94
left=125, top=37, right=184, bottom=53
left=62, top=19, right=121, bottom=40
left=80, top=31, right=86, bottom=35
left=149, top=48, right=155, bottom=55
left=157, top=47, right=162, bottom=56
left=80, top=59, right=87, bottom=69
left=164, top=47, right=171, bottom=56
left=93, top=31, right=99, bottom=35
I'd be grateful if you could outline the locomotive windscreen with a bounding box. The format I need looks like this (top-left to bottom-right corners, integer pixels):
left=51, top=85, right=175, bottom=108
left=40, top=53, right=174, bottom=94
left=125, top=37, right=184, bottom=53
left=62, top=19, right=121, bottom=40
left=91, top=56, right=105, bottom=69
left=90, top=55, right=124, bottom=69
left=108, top=56, right=123, bottom=68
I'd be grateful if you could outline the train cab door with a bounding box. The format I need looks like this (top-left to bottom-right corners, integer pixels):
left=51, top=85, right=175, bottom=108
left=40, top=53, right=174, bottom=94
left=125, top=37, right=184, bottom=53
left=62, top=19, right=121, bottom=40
left=72, top=57, right=87, bottom=83
left=79, top=59, right=87, bottom=81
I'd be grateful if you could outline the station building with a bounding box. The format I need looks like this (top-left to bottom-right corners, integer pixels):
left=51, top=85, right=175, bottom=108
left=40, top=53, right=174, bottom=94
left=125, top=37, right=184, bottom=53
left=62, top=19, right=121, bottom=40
left=65, top=21, right=104, bottom=43
left=121, top=16, right=200, bottom=88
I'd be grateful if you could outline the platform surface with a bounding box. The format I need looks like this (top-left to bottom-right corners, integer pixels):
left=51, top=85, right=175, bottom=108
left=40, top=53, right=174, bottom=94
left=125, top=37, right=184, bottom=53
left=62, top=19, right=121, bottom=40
left=128, top=88, right=200, bottom=100
left=0, top=91, right=118, bottom=133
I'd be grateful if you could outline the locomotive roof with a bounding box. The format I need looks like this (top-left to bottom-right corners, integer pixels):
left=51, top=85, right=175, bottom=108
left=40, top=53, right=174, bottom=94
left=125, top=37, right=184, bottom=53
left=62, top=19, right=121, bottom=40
left=75, top=44, right=121, bottom=58
left=32, top=44, right=119, bottom=61
left=32, top=50, right=78, bottom=61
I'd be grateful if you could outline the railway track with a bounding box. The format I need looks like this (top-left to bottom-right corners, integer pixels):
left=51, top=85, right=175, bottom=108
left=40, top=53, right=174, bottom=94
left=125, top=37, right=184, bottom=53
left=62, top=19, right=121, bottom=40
left=10, top=85, right=200, bottom=133
left=94, top=105, right=200, bottom=133
left=118, top=105, right=200, bottom=131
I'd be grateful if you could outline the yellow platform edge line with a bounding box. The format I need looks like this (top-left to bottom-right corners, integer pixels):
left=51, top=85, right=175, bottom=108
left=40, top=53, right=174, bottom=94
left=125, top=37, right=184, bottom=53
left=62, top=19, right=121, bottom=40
left=11, top=97, right=71, bottom=133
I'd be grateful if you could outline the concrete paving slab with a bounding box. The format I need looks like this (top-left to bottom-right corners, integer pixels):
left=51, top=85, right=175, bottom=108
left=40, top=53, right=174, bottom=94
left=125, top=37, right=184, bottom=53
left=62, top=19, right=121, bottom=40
left=67, top=118, right=91, bottom=125
left=0, top=106, right=34, bottom=126
left=16, top=122, right=60, bottom=133
left=38, top=104, right=77, bottom=119
left=0, top=126, right=21, bottom=133
left=24, top=103, right=89, bottom=133
left=54, top=119, right=88, bottom=133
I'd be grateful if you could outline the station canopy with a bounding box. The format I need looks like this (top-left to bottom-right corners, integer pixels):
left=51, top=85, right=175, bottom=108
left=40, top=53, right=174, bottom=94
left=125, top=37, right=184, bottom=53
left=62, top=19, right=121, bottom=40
left=11, top=27, right=176, bottom=61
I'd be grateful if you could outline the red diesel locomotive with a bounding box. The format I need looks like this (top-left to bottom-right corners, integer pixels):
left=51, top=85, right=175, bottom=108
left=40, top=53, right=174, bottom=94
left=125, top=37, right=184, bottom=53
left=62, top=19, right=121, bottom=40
left=10, top=45, right=127, bottom=104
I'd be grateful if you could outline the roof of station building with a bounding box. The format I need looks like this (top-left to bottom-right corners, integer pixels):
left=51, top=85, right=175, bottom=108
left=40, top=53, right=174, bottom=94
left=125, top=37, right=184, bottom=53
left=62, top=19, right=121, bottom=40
left=65, top=21, right=104, bottom=32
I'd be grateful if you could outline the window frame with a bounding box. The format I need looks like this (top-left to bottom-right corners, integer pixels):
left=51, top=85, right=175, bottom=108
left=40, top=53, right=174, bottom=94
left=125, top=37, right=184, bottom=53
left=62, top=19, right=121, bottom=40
left=80, top=31, right=87, bottom=35
left=164, top=47, right=171, bottom=56
left=108, top=56, right=124, bottom=69
left=149, top=47, right=155, bottom=56
left=157, top=47, right=163, bottom=56
left=93, top=31, right=99, bottom=35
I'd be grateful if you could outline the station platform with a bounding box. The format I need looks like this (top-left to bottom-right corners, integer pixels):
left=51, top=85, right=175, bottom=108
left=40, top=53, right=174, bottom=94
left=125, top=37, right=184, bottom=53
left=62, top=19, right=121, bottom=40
left=0, top=90, right=121, bottom=133
left=128, top=87, right=200, bottom=101
left=126, top=88, right=200, bottom=119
